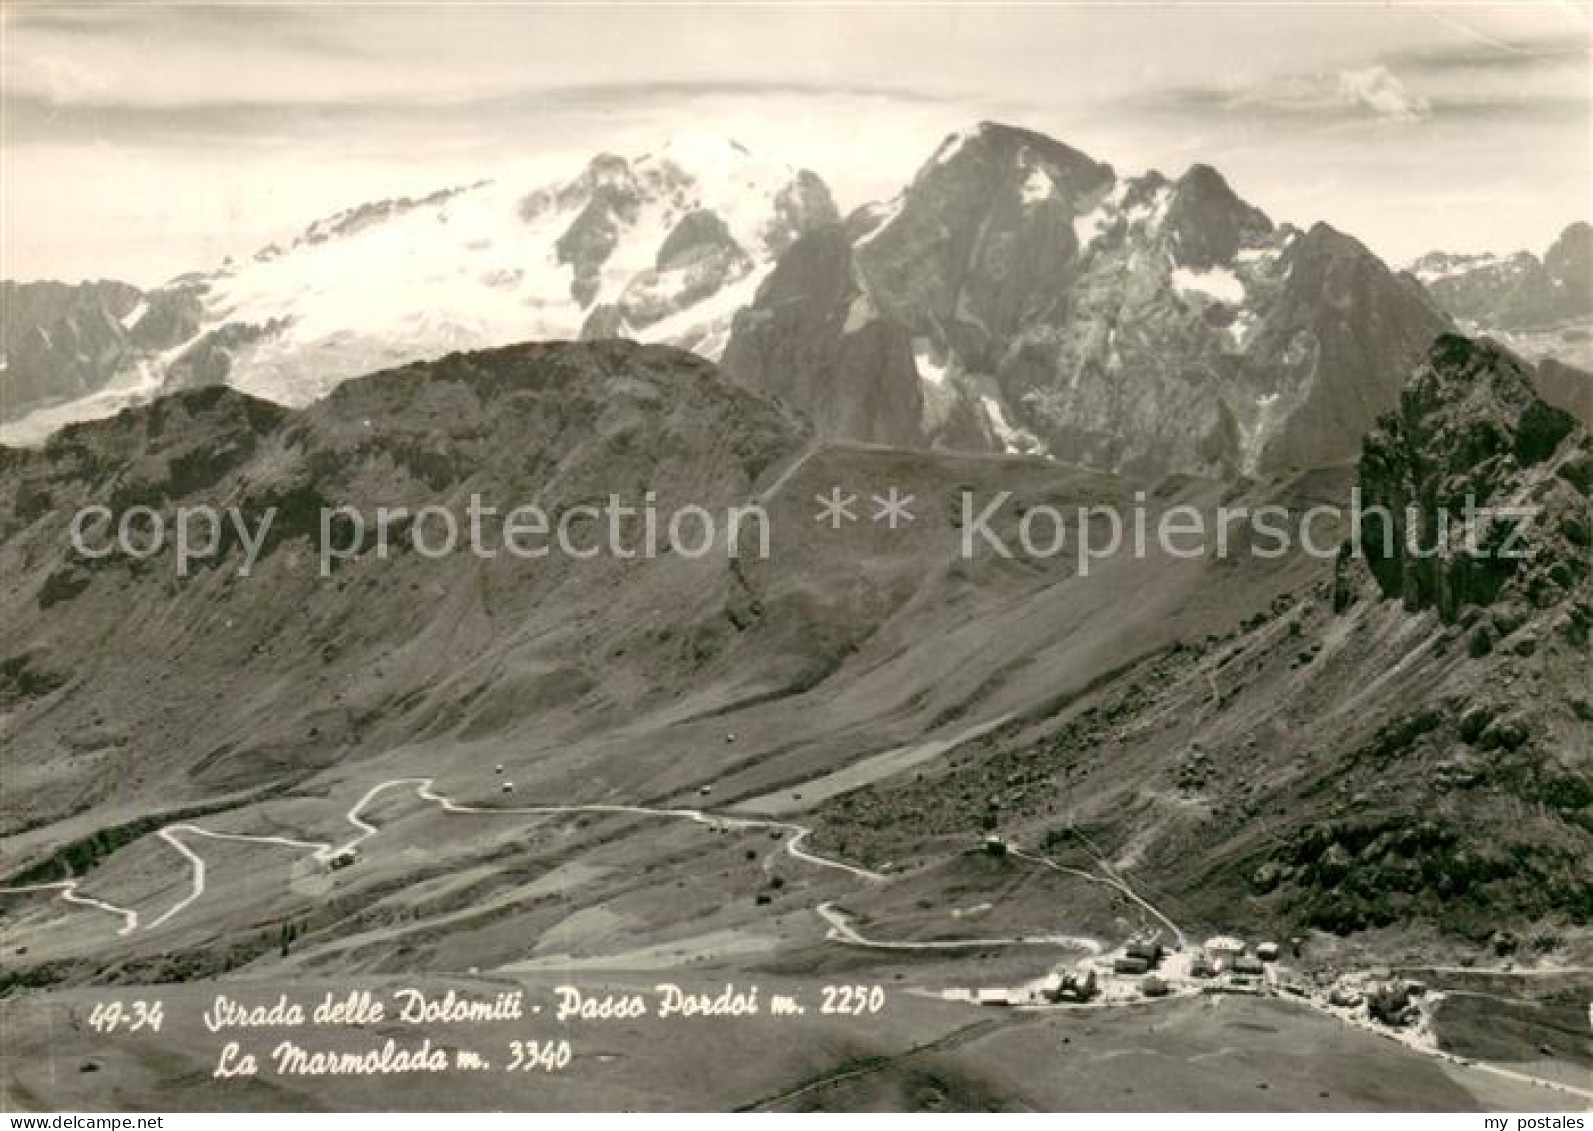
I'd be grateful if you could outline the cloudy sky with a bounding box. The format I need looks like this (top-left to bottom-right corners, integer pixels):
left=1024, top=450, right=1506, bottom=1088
left=3, top=2, right=1589, bottom=285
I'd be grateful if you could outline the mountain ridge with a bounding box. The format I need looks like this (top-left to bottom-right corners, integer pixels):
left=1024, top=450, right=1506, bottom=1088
left=8, top=123, right=1590, bottom=483
left=1409, top=221, right=1593, bottom=375
left=726, top=122, right=1453, bottom=478
left=1, top=135, right=837, bottom=443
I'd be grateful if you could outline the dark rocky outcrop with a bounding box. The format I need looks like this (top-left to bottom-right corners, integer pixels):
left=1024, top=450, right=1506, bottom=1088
left=1160, top=163, right=1273, bottom=270
left=1533, top=357, right=1593, bottom=429
left=656, top=209, right=743, bottom=272
left=555, top=154, right=647, bottom=305
left=1247, top=224, right=1451, bottom=473
left=762, top=169, right=841, bottom=258
left=722, top=225, right=925, bottom=447
left=723, top=121, right=1453, bottom=473
left=162, top=319, right=290, bottom=390
left=1346, top=333, right=1591, bottom=622
left=589, top=209, right=755, bottom=336
left=1, top=280, right=203, bottom=420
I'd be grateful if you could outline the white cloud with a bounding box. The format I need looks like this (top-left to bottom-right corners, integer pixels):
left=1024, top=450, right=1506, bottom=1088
left=1208, top=65, right=1432, bottom=124
left=1335, top=66, right=1431, bottom=122
left=1, top=6, right=1584, bottom=279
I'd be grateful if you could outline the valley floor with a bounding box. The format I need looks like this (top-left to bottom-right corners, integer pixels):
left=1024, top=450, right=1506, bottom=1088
left=2, top=742, right=1589, bottom=1111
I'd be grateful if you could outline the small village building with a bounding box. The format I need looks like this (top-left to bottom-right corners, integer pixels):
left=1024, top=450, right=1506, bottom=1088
left=1233, top=955, right=1265, bottom=976
left=1125, top=940, right=1161, bottom=967
left=1205, top=935, right=1245, bottom=956
left=1049, top=969, right=1099, bottom=1003
left=329, top=848, right=359, bottom=870
left=1140, top=976, right=1170, bottom=998
left=1256, top=941, right=1280, bottom=962
left=1113, top=956, right=1150, bottom=975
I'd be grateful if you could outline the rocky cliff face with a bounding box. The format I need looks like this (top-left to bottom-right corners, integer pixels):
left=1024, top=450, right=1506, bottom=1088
left=852, top=123, right=1114, bottom=365
left=1242, top=224, right=1457, bottom=473
left=1412, top=222, right=1592, bottom=330
left=2, top=137, right=837, bottom=447
left=1, top=280, right=202, bottom=421
left=1410, top=222, right=1593, bottom=376
left=1342, top=333, right=1591, bottom=627
left=721, top=225, right=925, bottom=447
left=724, top=121, right=1451, bottom=476
left=807, top=332, right=1591, bottom=942
left=1545, top=221, right=1593, bottom=309
left=1534, top=357, right=1593, bottom=429
left=1263, top=332, right=1593, bottom=935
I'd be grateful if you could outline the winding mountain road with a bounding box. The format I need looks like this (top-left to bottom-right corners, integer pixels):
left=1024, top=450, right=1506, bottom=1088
left=0, top=880, right=138, bottom=937
left=1, top=774, right=883, bottom=937
left=3, top=769, right=1587, bottom=1105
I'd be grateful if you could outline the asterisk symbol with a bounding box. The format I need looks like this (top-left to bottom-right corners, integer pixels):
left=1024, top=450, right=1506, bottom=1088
left=871, top=487, right=916, bottom=529
left=814, top=486, right=858, bottom=529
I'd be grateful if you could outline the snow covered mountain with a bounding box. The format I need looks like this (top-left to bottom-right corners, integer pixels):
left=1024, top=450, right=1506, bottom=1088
left=725, top=122, right=1450, bottom=477
left=1, top=135, right=836, bottom=445
left=1408, top=222, right=1593, bottom=374
left=10, top=122, right=1576, bottom=472
left=0, top=280, right=204, bottom=428
left=1411, top=222, right=1591, bottom=329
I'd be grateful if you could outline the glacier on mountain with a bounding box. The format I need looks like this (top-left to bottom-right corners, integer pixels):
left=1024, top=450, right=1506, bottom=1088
left=2, top=134, right=836, bottom=446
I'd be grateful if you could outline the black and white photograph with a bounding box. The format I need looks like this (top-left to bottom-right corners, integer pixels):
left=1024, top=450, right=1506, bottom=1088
left=1, top=0, right=1590, bottom=1117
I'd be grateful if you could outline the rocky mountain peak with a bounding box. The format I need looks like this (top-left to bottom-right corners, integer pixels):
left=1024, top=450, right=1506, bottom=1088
left=554, top=152, right=640, bottom=210
left=1162, top=163, right=1273, bottom=268
left=726, top=122, right=1453, bottom=476
left=764, top=170, right=841, bottom=257
left=1407, top=333, right=1547, bottom=421
left=1543, top=220, right=1591, bottom=302
left=656, top=209, right=744, bottom=271
left=1, top=279, right=204, bottom=427
left=1297, top=219, right=1373, bottom=259
left=923, top=121, right=1115, bottom=202
left=1545, top=219, right=1592, bottom=265
left=722, top=224, right=924, bottom=448
left=4, top=139, right=840, bottom=445
left=1345, top=332, right=1591, bottom=624
left=844, top=122, right=1115, bottom=377
left=1409, top=220, right=1593, bottom=373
